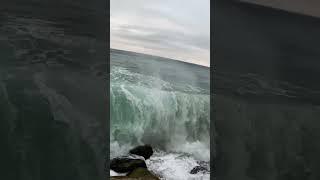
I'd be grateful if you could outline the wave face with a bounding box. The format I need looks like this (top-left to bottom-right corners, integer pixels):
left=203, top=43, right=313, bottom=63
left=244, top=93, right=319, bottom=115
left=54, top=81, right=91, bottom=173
left=110, top=49, right=210, bottom=171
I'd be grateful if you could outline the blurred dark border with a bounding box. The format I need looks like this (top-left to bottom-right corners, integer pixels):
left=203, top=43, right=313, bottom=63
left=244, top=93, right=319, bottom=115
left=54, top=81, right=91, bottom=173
left=212, top=0, right=320, bottom=180
left=0, top=0, right=109, bottom=179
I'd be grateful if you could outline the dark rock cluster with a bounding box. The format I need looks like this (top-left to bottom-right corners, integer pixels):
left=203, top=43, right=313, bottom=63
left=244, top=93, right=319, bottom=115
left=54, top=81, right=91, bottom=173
left=110, top=158, right=147, bottom=174
left=129, top=144, right=154, bottom=160
left=190, top=165, right=209, bottom=174
left=110, top=145, right=159, bottom=180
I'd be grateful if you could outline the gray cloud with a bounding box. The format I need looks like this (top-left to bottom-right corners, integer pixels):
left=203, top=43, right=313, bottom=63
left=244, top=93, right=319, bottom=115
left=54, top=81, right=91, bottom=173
left=111, top=0, right=210, bottom=66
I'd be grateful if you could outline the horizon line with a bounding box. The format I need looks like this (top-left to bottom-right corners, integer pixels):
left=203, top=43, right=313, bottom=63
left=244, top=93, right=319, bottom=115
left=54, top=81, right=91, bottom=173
left=110, top=48, right=210, bottom=68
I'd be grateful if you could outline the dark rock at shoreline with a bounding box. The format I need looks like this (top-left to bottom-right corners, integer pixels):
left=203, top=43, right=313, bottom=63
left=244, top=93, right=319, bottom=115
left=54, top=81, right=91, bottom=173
left=110, top=145, right=159, bottom=180
left=110, top=158, right=147, bottom=173
left=190, top=165, right=208, bottom=174
left=111, top=167, right=159, bottom=180
left=126, top=167, right=160, bottom=179
left=129, top=144, right=153, bottom=160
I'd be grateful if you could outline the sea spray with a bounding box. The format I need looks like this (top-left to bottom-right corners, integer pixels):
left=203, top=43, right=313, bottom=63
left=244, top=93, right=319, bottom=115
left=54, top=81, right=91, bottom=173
left=110, top=66, right=210, bottom=161
left=110, top=49, right=210, bottom=179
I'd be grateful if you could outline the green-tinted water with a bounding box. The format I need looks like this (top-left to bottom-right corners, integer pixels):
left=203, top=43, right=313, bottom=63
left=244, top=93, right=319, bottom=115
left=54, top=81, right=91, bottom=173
left=110, top=49, right=210, bottom=161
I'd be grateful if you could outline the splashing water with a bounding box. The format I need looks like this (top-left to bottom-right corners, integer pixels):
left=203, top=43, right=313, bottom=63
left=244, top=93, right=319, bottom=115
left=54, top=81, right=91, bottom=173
left=110, top=49, right=210, bottom=179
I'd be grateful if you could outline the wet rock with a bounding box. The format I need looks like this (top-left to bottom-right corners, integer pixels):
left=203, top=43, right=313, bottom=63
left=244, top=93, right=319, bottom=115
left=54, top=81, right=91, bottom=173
left=126, top=167, right=160, bottom=179
left=111, top=167, right=159, bottom=180
left=129, top=144, right=153, bottom=160
left=110, top=145, right=160, bottom=179
left=110, top=158, right=147, bottom=173
left=190, top=165, right=208, bottom=174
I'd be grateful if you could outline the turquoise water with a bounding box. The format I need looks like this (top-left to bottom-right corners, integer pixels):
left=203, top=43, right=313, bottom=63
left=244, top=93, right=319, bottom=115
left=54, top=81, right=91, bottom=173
left=110, top=49, right=210, bottom=179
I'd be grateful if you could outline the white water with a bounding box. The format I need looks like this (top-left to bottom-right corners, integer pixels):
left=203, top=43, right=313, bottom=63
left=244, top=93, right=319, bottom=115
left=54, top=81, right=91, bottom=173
left=110, top=149, right=210, bottom=180
left=147, top=151, right=210, bottom=180
left=110, top=66, right=210, bottom=179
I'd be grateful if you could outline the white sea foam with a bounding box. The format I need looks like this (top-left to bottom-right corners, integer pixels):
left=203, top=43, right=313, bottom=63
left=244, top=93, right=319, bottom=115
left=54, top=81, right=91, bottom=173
left=169, top=141, right=210, bottom=161
left=147, top=151, right=210, bottom=180
left=110, top=170, right=127, bottom=176
left=110, top=152, right=210, bottom=180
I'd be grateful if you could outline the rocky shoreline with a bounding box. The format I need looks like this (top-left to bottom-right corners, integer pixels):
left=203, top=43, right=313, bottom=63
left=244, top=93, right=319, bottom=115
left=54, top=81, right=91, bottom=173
left=109, top=145, right=160, bottom=180
left=109, top=145, right=210, bottom=180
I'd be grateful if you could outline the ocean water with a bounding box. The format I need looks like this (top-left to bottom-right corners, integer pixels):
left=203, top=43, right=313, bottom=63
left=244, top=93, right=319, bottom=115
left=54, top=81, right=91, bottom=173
left=110, top=49, right=210, bottom=180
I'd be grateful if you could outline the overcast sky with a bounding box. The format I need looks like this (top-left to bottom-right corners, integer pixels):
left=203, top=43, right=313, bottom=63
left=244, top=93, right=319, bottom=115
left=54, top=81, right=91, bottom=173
left=110, top=0, right=210, bottom=67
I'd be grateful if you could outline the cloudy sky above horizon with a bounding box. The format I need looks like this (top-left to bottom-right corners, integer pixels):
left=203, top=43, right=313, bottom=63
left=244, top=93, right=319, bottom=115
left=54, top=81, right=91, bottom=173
left=110, top=0, right=210, bottom=66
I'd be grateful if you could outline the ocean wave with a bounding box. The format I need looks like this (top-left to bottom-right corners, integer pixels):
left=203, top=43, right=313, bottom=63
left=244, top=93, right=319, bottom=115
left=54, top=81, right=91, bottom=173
left=110, top=66, right=210, bottom=179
